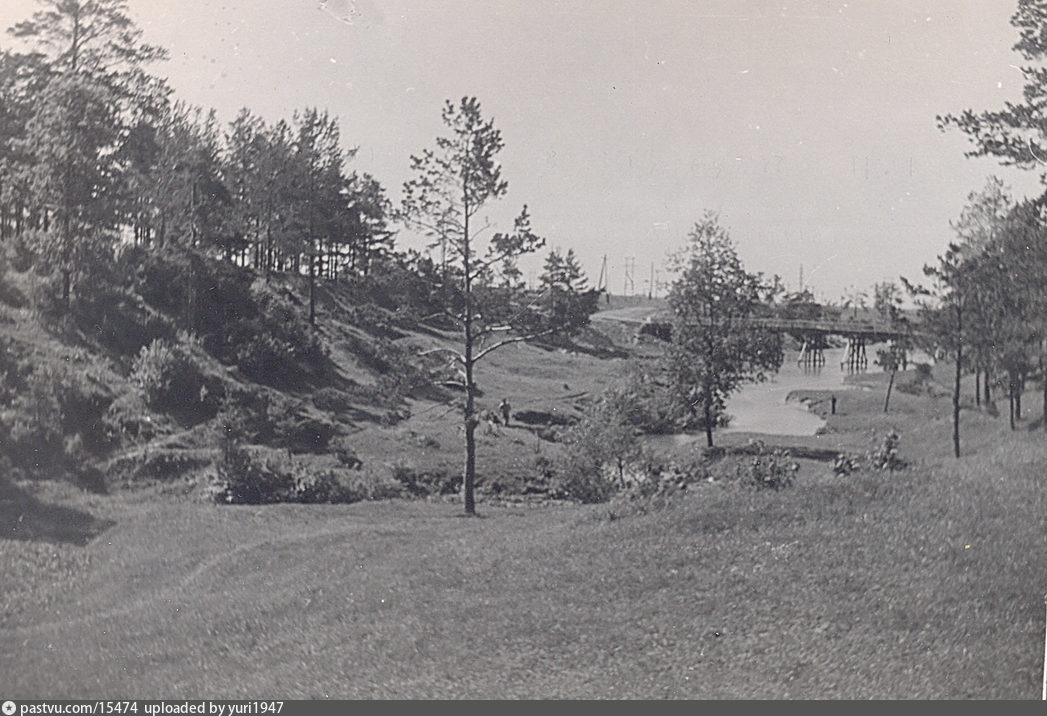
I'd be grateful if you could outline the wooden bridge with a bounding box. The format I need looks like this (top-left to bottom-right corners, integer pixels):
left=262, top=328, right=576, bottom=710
left=596, top=308, right=914, bottom=371
left=737, top=317, right=912, bottom=370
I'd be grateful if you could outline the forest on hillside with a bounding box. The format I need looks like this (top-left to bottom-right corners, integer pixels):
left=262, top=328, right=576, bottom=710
left=0, top=0, right=608, bottom=504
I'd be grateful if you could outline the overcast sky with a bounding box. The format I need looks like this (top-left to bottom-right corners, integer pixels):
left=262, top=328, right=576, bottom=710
left=2, top=0, right=1044, bottom=301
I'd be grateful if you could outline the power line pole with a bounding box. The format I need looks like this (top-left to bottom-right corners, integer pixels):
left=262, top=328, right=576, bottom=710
left=596, top=254, right=609, bottom=303
left=623, top=256, right=635, bottom=297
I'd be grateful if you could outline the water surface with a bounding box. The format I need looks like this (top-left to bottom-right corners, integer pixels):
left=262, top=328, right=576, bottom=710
left=655, top=345, right=871, bottom=446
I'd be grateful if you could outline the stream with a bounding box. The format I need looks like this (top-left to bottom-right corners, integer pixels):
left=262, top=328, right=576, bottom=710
left=650, top=344, right=881, bottom=446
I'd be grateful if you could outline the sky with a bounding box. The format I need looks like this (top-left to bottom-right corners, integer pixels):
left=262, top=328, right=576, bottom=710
left=2, top=0, right=1044, bottom=301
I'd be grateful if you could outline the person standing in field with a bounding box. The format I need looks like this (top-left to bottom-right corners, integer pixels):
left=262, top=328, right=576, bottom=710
left=499, top=398, right=512, bottom=427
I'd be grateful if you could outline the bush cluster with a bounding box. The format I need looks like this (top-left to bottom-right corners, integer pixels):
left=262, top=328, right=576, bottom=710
left=130, top=337, right=211, bottom=414
left=391, top=461, right=462, bottom=497
left=550, top=366, right=701, bottom=503
left=867, top=431, right=905, bottom=471
left=340, top=255, right=458, bottom=328
left=209, top=442, right=292, bottom=504
left=0, top=353, right=114, bottom=479
left=208, top=436, right=393, bottom=505
left=736, top=442, right=798, bottom=490
left=217, top=389, right=337, bottom=453
left=833, top=431, right=906, bottom=475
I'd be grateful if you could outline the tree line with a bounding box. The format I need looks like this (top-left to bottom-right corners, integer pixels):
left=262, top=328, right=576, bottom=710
left=923, top=0, right=1047, bottom=457
left=0, top=0, right=399, bottom=320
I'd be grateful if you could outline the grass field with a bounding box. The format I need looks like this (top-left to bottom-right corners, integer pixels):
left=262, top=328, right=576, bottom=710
left=2, top=361, right=1045, bottom=699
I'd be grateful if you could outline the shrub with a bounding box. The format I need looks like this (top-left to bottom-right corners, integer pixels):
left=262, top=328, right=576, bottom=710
left=832, top=454, right=861, bottom=476
left=287, top=461, right=403, bottom=503
left=592, top=453, right=694, bottom=520
left=2, top=366, right=64, bottom=471
left=210, top=427, right=396, bottom=505
left=607, top=362, right=683, bottom=434
left=340, top=465, right=403, bottom=501
left=216, top=390, right=334, bottom=452
left=209, top=440, right=292, bottom=505
left=131, top=336, right=212, bottom=417
left=833, top=432, right=905, bottom=476
left=232, top=330, right=293, bottom=382
left=867, top=431, right=905, bottom=471
left=131, top=249, right=328, bottom=386
left=552, top=385, right=645, bottom=503
left=553, top=464, right=619, bottom=504
left=737, top=442, right=798, bottom=490
left=391, top=461, right=461, bottom=496
left=0, top=360, right=113, bottom=476
left=217, top=388, right=275, bottom=443
left=102, top=393, right=159, bottom=444
left=288, top=465, right=345, bottom=504
left=280, top=413, right=338, bottom=453
left=914, top=362, right=933, bottom=381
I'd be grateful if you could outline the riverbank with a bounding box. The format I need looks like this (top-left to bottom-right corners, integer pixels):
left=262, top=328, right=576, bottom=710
left=3, top=357, right=1045, bottom=697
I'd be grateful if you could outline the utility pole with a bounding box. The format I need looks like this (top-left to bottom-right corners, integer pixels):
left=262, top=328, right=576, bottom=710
left=596, top=254, right=609, bottom=303
left=648, top=261, right=655, bottom=299
left=623, top=256, right=635, bottom=296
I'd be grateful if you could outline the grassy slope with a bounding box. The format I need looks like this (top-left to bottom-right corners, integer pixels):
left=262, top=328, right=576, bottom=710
left=2, top=328, right=1046, bottom=698
left=0, top=266, right=651, bottom=494
left=343, top=295, right=663, bottom=490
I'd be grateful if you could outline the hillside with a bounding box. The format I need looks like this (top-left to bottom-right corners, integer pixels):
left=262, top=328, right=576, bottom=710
left=0, top=251, right=652, bottom=505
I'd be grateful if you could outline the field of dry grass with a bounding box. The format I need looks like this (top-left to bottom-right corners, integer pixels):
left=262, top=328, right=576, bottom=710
left=2, top=349, right=1045, bottom=698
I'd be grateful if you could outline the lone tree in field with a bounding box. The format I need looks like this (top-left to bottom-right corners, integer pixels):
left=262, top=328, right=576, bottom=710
left=400, top=97, right=545, bottom=515
left=665, top=212, right=782, bottom=447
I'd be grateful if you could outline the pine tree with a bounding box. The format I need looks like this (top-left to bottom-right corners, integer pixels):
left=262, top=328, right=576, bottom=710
left=400, top=97, right=545, bottom=515
left=20, top=72, right=120, bottom=306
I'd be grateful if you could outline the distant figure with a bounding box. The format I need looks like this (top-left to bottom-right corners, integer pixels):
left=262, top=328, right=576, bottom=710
left=499, top=398, right=512, bottom=427
left=831, top=394, right=837, bottom=415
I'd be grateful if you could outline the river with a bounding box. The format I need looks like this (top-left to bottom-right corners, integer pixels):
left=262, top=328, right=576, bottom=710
left=652, top=344, right=880, bottom=446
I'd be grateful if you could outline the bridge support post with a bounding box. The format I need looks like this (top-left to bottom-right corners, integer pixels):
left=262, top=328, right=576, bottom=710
left=797, top=334, right=825, bottom=368
left=841, top=334, right=867, bottom=372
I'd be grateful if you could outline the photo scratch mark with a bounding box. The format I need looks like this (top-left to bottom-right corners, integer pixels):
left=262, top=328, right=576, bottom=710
left=318, top=0, right=359, bottom=25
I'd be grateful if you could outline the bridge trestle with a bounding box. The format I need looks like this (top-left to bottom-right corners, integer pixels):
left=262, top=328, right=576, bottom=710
left=796, top=333, right=826, bottom=368
left=841, top=334, right=868, bottom=372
